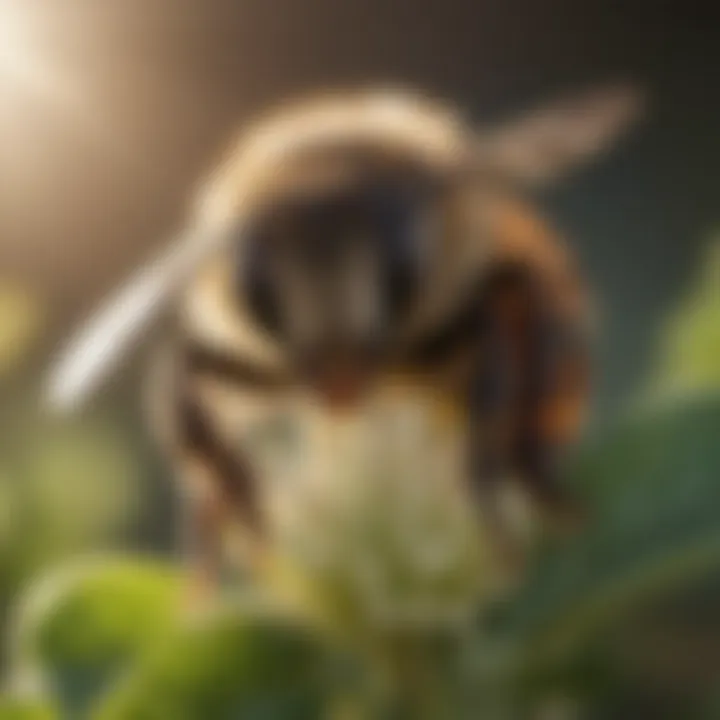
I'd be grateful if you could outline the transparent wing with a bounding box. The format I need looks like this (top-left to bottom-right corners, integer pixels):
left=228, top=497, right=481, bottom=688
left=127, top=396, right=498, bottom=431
left=46, top=221, right=234, bottom=413
left=477, top=85, right=645, bottom=185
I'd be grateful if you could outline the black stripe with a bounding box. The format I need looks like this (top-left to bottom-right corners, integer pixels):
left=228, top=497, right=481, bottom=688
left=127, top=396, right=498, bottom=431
left=185, top=341, right=292, bottom=390
left=404, top=262, right=548, bottom=370
left=402, top=289, right=482, bottom=368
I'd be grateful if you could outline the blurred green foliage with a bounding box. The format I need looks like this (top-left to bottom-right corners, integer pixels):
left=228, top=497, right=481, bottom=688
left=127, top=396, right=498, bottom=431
left=0, top=411, right=146, bottom=641
left=11, top=559, right=182, bottom=717
left=8, top=561, right=336, bottom=720
left=0, top=279, right=152, bottom=665
left=0, top=698, right=55, bottom=720
left=94, top=602, right=330, bottom=720
left=649, top=239, right=720, bottom=399
left=483, top=395, right=720, bottom=712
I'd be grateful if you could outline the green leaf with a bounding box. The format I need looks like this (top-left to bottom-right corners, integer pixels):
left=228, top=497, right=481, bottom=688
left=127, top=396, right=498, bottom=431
left=0, top=698, right=56, bottom=720
left=93, top=599, right=332, bottom=720
left=495, top=394, right=720, bottom=674
left=10, top=557, right=182, bottom=718
left=647, top=240, right=720, bottom=401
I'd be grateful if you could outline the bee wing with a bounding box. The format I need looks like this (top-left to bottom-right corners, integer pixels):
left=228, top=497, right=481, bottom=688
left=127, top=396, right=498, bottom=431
left=476, top=85, right=645, bottom=185
left=46, top=221, right=235, bottom=413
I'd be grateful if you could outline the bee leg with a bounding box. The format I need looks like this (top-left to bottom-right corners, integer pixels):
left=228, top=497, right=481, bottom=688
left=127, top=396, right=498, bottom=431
left=469, top=447, right=526, bottom=573
left=469, top=311, right=526, bottom=569
left=514, top=435, right=586, bottom=535
left=179, top=476, right=226, bottom=608
left=178, top=390, right=265, bottom=602
left=513, top=292, right=589, bottom=533
left=514, top=326, right=589, bottom=533
left=470, top=263, right=588, bottom=560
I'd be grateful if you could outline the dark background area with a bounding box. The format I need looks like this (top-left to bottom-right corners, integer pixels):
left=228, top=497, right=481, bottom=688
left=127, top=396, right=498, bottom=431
left=1, top=0, right=718, bottom=416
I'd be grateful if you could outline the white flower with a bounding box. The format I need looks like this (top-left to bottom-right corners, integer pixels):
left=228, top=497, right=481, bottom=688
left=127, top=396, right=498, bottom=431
left=234, top=381, right=506, bottom=627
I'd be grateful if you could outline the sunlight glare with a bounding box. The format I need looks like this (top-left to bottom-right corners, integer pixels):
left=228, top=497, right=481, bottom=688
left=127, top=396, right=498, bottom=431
left=0, top=0, right=38, bottom=93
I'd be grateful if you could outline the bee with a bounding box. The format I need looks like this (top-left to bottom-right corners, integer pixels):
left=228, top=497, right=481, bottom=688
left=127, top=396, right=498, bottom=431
left=46, top=86, right=642, bottom=584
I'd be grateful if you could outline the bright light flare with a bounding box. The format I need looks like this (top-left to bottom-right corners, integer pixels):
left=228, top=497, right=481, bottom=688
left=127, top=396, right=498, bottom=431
left=0, top=0, right=42, bottom=96
left=0, top=0, right=137, bottom=209
left=0, top=0, right=90, bottom=119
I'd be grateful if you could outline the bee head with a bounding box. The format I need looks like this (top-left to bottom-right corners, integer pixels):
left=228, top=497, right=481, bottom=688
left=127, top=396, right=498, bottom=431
left=238, top=155, right=439, bottom=407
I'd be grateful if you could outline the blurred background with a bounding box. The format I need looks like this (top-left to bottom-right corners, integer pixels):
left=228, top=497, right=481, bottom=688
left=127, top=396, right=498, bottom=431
left=0, top=1, right=719, bottom=718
